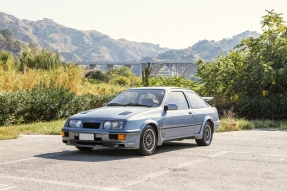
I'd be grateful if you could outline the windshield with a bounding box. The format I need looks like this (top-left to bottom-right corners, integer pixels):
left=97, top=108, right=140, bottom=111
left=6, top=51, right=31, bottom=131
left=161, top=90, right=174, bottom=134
left=108, top=89, right=165, bottom=107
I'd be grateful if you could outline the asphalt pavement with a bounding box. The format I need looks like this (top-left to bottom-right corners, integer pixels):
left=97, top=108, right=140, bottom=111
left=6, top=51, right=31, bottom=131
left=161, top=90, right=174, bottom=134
left=0, top=129, right=286, bottom=191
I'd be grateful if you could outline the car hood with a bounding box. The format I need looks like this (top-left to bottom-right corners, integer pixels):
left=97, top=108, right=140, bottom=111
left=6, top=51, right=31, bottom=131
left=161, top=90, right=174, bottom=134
left=71, top=106, right=155, bottom=120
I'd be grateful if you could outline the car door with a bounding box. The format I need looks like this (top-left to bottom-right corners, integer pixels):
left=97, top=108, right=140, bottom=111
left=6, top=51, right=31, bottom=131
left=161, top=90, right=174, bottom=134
left=162, top=91, right=194, bottom=138
left=185, top=91, right=210, bottom=134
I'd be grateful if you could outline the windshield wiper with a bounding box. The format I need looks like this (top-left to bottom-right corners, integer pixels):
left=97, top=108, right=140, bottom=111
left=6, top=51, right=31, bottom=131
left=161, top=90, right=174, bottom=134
left=125, top=103, right=152, bottom=107
left=107, top=103, right=125, bottom=106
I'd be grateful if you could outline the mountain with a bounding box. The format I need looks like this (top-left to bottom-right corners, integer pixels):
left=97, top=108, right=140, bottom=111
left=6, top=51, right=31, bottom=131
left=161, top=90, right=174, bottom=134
left=0, top=12, right=260, bottom=63
left=0, top=12, right=169, bottom=62
left=143, top=31, right=260, bottom=62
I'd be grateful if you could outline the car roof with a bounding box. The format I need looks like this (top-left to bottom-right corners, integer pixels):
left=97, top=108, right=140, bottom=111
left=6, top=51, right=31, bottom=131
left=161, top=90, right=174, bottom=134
left=128, top=87, right=195, bottom=92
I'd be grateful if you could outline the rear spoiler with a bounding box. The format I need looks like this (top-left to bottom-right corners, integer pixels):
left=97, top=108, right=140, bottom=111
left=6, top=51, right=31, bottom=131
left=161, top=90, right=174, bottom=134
left=202, top=97, right=214, bottom=102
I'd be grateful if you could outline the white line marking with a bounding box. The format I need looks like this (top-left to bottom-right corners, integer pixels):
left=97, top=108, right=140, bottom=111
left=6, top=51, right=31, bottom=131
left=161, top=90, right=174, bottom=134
left=0, top=151, right=76, bottom=165
left=196, top=148, right=287, bottom=158
left=0, top=157, right=37, bottom=165
left=0, top=175, right=113, bottom=191
left=208, top=151, right=229, bottom=158
left=0, top=184, right=17, bottom=191
left=0, top=139, right=45, bottom=145
left=0, top=187, right=17, bottom=191
left=107, top=151, right=228, bottom=190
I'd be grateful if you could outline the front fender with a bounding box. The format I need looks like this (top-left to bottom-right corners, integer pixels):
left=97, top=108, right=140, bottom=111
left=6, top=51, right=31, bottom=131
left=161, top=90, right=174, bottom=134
left=140, top=119, right=163, bottom=146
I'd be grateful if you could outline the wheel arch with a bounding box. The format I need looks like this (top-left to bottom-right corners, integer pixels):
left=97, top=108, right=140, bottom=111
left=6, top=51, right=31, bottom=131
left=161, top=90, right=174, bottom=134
left=199, top=116, right=214, bottom=135
left=140, top=119, right=161, bottom=146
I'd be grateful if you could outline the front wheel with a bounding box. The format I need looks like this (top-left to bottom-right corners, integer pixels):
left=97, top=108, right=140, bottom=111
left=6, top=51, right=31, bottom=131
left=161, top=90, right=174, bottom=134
left=138, top=125, right=157, bottom=156
left=195, top=122, right=213, bottom=146
left=75, top=146, right=93, bottom=151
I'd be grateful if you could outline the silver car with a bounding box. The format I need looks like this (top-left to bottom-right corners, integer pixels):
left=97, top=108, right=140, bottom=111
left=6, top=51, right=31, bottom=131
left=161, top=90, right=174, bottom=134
left=62, top=87, right=220, bottom=155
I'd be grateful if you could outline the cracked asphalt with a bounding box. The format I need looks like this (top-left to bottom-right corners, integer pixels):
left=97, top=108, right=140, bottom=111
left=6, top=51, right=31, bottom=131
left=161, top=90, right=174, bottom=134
left=0, top=129, right=286, bottom=191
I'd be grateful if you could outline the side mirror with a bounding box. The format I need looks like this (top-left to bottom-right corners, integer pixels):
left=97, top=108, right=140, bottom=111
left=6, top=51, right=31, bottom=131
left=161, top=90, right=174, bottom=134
left=103, top=103, right=107, bottom=106
left=164, top=104, right=178, bottom=111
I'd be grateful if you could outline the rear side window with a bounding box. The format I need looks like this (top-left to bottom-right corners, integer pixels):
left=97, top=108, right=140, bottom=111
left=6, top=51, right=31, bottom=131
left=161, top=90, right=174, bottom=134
left=165, top=92, right=188, bottom=110
left=185, top=92, right=208, bottom=109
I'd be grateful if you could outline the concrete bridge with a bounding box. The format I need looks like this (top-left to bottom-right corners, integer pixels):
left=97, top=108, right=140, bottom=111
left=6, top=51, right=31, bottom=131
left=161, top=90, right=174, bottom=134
left=76, top=61, right=197, bottom=78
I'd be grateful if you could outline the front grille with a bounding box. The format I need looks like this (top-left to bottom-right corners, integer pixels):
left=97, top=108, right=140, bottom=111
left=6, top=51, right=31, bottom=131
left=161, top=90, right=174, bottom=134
left=82, top=122, right=101, bottom=129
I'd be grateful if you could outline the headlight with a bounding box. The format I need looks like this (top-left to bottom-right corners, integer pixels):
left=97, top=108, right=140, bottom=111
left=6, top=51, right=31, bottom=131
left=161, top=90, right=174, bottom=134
left=103, top=121, right=124, bottom=130
left=68, top=119, right=82, bottom=128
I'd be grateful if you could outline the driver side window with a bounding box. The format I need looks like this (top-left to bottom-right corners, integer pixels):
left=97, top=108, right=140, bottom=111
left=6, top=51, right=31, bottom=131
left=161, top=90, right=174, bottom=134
left=165, top=91, right=188, bottom=110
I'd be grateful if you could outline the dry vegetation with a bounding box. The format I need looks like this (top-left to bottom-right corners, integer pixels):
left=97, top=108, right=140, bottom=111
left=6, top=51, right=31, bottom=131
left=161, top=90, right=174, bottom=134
left=0, top=60, right=126, bottom=96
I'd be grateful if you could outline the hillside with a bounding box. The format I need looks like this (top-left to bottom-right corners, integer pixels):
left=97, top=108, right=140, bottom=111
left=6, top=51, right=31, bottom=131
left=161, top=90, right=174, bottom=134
left=144, top=31, right=260, bottom=62
left=0, top=12, right=260, bottom=63
left=0, top=12, right=169, bottom=62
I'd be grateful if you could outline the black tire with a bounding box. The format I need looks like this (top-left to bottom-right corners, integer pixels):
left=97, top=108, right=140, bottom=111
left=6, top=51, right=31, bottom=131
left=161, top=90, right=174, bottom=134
left=195, top=122, right=213, bottom=146
left=75, top=146, right=93, bottom=151
left=138, top=125, right=157, bottom=156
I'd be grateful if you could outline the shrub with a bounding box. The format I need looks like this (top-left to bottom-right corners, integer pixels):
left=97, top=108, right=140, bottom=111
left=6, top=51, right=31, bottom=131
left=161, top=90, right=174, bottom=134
left=85, top=70, right=109, bottom=82
left=110, top=76, right=131, bottom=86
left=89, top=93, right=119, bottom=109
left=20, top=83, right=92, bottom=122
left=0, top=82, right=123, bottom=126
left=20, top=48, right=62, bottom=71
left=238, top=94, right=287, bottom=120
left=0, top=92, right=25, bottom=126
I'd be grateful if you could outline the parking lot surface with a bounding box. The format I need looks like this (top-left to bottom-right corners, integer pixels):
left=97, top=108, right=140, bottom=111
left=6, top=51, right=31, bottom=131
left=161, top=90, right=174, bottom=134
left=0, top=129, right=287, bottom=191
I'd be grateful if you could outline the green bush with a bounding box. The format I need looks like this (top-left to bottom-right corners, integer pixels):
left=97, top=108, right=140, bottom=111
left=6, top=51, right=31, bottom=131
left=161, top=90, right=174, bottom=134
left=110, top=76, right=131, bottom=86
left=238, top=94, right=287, bottom=120
left=0, top=83, right=121, bottom=126
left=20, top=83, right=92, bottom=122
left=0, top=92, right=25, bottom=126
left=89, top=93, right=120, bottom=108
left=20, top=48, right=62, bottom=71
left=85, top=70, right=109, bottom=82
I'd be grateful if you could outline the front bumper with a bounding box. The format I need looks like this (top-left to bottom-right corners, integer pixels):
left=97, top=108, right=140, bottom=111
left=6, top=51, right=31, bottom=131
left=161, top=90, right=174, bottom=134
left=62, top=128, right=141, bottom=149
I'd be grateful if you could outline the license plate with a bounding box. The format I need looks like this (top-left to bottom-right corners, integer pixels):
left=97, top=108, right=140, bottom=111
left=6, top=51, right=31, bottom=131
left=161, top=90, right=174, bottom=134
left=79, top=133, right=94, bottom=141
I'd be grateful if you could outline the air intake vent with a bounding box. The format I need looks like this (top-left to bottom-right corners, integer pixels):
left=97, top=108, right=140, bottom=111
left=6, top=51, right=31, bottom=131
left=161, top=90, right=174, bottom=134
left=82, top=123, right=101, bottom=129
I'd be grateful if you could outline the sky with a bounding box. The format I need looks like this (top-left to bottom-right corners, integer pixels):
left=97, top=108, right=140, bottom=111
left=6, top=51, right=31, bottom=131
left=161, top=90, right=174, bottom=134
left=1, top=0, right=287, bottom=49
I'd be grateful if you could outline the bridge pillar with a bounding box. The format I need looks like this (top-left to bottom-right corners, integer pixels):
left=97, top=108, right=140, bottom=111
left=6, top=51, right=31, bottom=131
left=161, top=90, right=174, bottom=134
left=124, top=65, right=132, bottom=69
left=106, top=64, right=114, bottom=71
left=89, top=64, right=97, bottom=70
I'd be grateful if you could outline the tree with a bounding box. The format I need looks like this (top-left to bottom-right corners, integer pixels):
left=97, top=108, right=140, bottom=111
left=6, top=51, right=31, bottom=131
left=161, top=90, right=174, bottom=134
left=0, top=29, right=14, bottom=43
left=142, top=62, right=152, bottom=87
left=106, top=66, right=139, bottom=86
left=196, top=10, right=287, bottom=119
left=28, top=40, right=39, bottom=49
left=0, top=50, right=17, bottom=71
left=13, top=40, right=22, bottom=51
left=20, top=48, right=62, bottom=71
left=232, top=10, right=287, bottom=119
left=0, top=34, right=5, bottom=44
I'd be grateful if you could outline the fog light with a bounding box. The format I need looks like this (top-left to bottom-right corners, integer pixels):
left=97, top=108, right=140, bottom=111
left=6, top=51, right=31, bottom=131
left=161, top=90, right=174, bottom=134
left=117, top=134, right=126, bottom=140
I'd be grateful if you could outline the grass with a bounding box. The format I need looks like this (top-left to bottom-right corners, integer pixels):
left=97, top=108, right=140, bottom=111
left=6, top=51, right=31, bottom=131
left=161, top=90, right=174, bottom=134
left=217, top=118, right=287, bottom=132
left=0, top=120, right=65, bottom=140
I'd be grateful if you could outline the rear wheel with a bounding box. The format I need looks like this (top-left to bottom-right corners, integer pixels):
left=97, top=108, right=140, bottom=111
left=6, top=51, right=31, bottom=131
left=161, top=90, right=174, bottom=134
left=75, top=146, right=93, bottom=151
left=138, top=125, right=157, bottom=156
left=195, top=122, right=213, bottom=146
